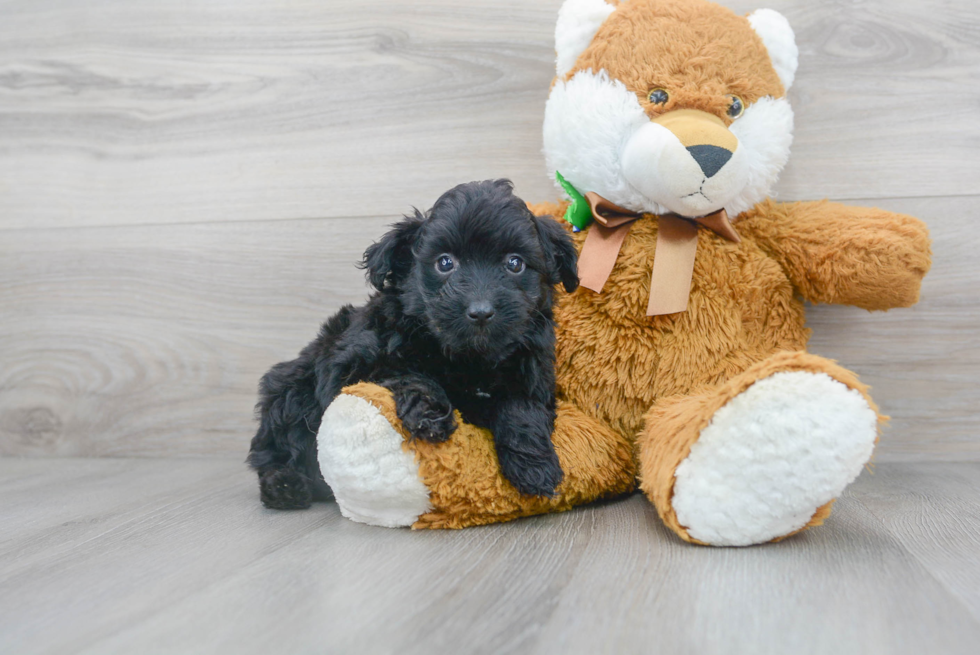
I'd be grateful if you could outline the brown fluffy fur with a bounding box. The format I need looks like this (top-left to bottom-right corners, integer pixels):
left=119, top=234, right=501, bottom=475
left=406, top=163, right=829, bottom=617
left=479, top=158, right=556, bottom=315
left=341, top=194, right=928, bottom=537
left=636, top=351, right=881, bottom=544
left=572, top=0, right=784, bottom=121
left=546, top=197, right=929, bottom=443
left=333, top=0, right=932, bottom=543
left=343, top=382, right=636, bottom=529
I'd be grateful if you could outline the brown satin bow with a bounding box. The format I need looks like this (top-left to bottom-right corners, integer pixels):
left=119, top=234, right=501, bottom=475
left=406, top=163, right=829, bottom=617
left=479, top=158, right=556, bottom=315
left=577, top=192, right=741, bottom=316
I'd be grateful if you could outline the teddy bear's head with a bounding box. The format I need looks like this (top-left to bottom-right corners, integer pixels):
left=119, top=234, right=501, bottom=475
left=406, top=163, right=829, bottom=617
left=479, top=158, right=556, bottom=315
left=544, top=0, right=798, bottom=219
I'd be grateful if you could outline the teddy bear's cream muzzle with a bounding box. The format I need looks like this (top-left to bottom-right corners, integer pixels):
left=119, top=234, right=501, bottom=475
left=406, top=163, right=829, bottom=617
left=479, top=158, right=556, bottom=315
left=621, top=108, right=750, bottom=218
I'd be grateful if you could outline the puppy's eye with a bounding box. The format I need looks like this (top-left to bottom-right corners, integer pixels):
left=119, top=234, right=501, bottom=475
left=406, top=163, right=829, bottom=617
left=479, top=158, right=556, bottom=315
left=505, top=255, right=525, bottom=274
left=647, top=88, right=669, bottom=105
left=727, top=94, right=744, bottom=119
left=435, top=254, right=455, bottom=274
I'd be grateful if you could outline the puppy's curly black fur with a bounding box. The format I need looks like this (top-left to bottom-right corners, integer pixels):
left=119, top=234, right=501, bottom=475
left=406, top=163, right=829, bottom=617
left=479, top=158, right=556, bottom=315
left=248, top=179, right=579, bottom=509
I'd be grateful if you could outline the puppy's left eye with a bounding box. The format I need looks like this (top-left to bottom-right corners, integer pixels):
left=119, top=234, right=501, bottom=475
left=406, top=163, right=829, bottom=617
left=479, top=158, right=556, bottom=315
left=435, top=254, right=455, bottom=273
left=505, top=255, right=525, bottom=274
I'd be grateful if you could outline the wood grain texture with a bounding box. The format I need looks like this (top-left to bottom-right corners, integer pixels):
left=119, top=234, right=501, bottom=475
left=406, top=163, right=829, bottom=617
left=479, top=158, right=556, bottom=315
left=1, top=458, right=979, bottom=655
left=0, top=198, right=980, bottom=461
left=805, top=195, right=980, bottom=460
left=851, top=462, right=980, bottom=620
left=2, top=2, right=977, bottom=652
left=1, top=0, right=979, bottom=229
left=0, top=216, right=390, bottom=457
left=1, top=195, right=976, bottom=459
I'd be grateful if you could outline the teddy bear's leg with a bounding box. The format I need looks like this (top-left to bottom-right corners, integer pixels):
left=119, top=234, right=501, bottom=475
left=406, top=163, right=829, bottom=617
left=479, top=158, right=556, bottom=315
left=317, top=382, right=635, bottom=529
left=637, top=351, right=882, bottom=546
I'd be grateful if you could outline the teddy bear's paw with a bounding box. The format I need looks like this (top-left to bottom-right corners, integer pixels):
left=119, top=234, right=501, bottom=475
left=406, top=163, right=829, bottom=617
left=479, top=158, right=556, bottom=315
left=671, top=371, right=878, bottom=546
left=317, top=393, right=433, bottom=528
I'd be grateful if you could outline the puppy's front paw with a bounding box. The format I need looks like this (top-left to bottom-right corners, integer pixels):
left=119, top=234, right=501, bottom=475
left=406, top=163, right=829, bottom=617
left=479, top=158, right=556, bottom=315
left=259, top=467, right=313, bottom=510
left=388, top=376, right=457, bottom=443
left=498, top=447, right=564, bottom=497
left=400, top=395, right=457, bottom=443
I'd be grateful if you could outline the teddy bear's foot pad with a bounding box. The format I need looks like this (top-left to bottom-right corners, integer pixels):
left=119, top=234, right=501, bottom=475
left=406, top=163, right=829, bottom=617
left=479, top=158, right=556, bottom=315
left=317, top=393, right=432, bottom=527
left=672, top=371, right=878, bottom=546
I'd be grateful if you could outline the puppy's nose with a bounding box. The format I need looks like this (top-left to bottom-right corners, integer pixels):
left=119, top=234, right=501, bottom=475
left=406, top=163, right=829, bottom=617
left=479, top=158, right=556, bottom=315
left=686, top=144, right=732, bottom=178
left=466, top=301, right=495, bottom=325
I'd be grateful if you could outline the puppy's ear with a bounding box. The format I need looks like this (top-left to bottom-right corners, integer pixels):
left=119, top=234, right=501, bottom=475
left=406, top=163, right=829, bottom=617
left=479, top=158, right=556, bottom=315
left=532, top=214, right=579, bottom=293
left=360, top=209, right=425, bottom=291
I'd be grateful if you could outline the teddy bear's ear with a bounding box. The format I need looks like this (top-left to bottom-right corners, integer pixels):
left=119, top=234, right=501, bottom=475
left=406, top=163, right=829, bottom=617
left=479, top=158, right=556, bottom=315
left=747, top=9, right=798, bottom=92
left=555, top=0, right=618, bottom=77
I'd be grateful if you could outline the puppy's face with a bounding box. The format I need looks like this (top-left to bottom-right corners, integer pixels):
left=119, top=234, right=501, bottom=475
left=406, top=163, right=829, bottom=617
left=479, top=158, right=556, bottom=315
left=363, top=180, right=578, bottom=362
left=409, top=191, right=551, bottom=361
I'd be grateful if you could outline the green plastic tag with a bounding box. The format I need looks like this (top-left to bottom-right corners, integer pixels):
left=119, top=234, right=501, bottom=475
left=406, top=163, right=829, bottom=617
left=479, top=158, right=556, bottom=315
left=556, top=171, right=593, bottom=230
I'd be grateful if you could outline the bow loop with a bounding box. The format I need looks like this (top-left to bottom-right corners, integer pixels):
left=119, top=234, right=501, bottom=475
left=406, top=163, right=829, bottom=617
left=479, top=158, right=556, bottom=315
left=573, top=189, right=739, bottom=316
left=584, top=192, right=639, bottom=229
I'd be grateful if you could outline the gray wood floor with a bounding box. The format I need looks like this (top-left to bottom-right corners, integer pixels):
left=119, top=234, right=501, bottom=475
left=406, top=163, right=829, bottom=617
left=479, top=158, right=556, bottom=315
left=1, top=459, right=979, bottom=655
left=2, top=0, right=980, bottom=653
left=2, top=0, right=979, bottom=461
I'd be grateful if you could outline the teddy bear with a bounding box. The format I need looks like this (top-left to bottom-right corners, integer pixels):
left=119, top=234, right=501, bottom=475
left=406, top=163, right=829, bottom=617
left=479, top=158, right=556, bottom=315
left=313, top=0, right=932, bottom=546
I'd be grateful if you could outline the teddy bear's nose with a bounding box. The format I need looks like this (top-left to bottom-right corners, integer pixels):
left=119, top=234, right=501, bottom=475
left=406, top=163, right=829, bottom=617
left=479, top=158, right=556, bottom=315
left=687, top=144, right=733, bottom=178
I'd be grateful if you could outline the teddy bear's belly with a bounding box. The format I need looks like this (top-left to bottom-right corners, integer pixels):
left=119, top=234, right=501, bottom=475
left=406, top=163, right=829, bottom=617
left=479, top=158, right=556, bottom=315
left=554, top=230, right=809, bottom=439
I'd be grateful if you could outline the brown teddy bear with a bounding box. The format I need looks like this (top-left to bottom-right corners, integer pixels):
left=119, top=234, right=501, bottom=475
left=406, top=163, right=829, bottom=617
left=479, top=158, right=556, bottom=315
left=314, top=0, right=931, bottom=546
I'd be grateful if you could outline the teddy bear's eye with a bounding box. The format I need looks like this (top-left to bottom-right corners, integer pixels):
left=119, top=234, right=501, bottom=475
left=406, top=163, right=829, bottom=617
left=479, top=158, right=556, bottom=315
left=435, top=254, right=455, bottom=273
left=647, top=88, right=669, bottom=105
left=727, top=94, right=744, bottom=119
left=505, top=255, right=525, bottom=274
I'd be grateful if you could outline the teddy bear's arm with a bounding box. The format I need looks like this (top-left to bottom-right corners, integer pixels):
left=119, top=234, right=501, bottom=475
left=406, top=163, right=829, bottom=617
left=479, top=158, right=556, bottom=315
left=739, top=199, right=932, bottom=310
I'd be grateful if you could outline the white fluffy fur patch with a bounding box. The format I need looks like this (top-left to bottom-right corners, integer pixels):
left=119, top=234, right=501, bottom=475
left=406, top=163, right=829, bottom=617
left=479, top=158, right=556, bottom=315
left=621, top=122, right=751, bottom=217
left=672, top=372, right=878, bottom=546
left=748, top=9, right=799, bottom=91
left=544, top=70, right=654, bottom=212
left=725, top=96, right=794, bottom=217
left=543, top=70, right=794, bottom=219
left=317, top=394, right=432, bottom=528
left=555, top=0, right=616, bottom=77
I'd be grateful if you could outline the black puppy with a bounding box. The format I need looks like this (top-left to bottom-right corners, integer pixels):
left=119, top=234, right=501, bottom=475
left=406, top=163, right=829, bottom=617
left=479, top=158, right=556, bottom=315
left=248, top=179, right=579, bottom=509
